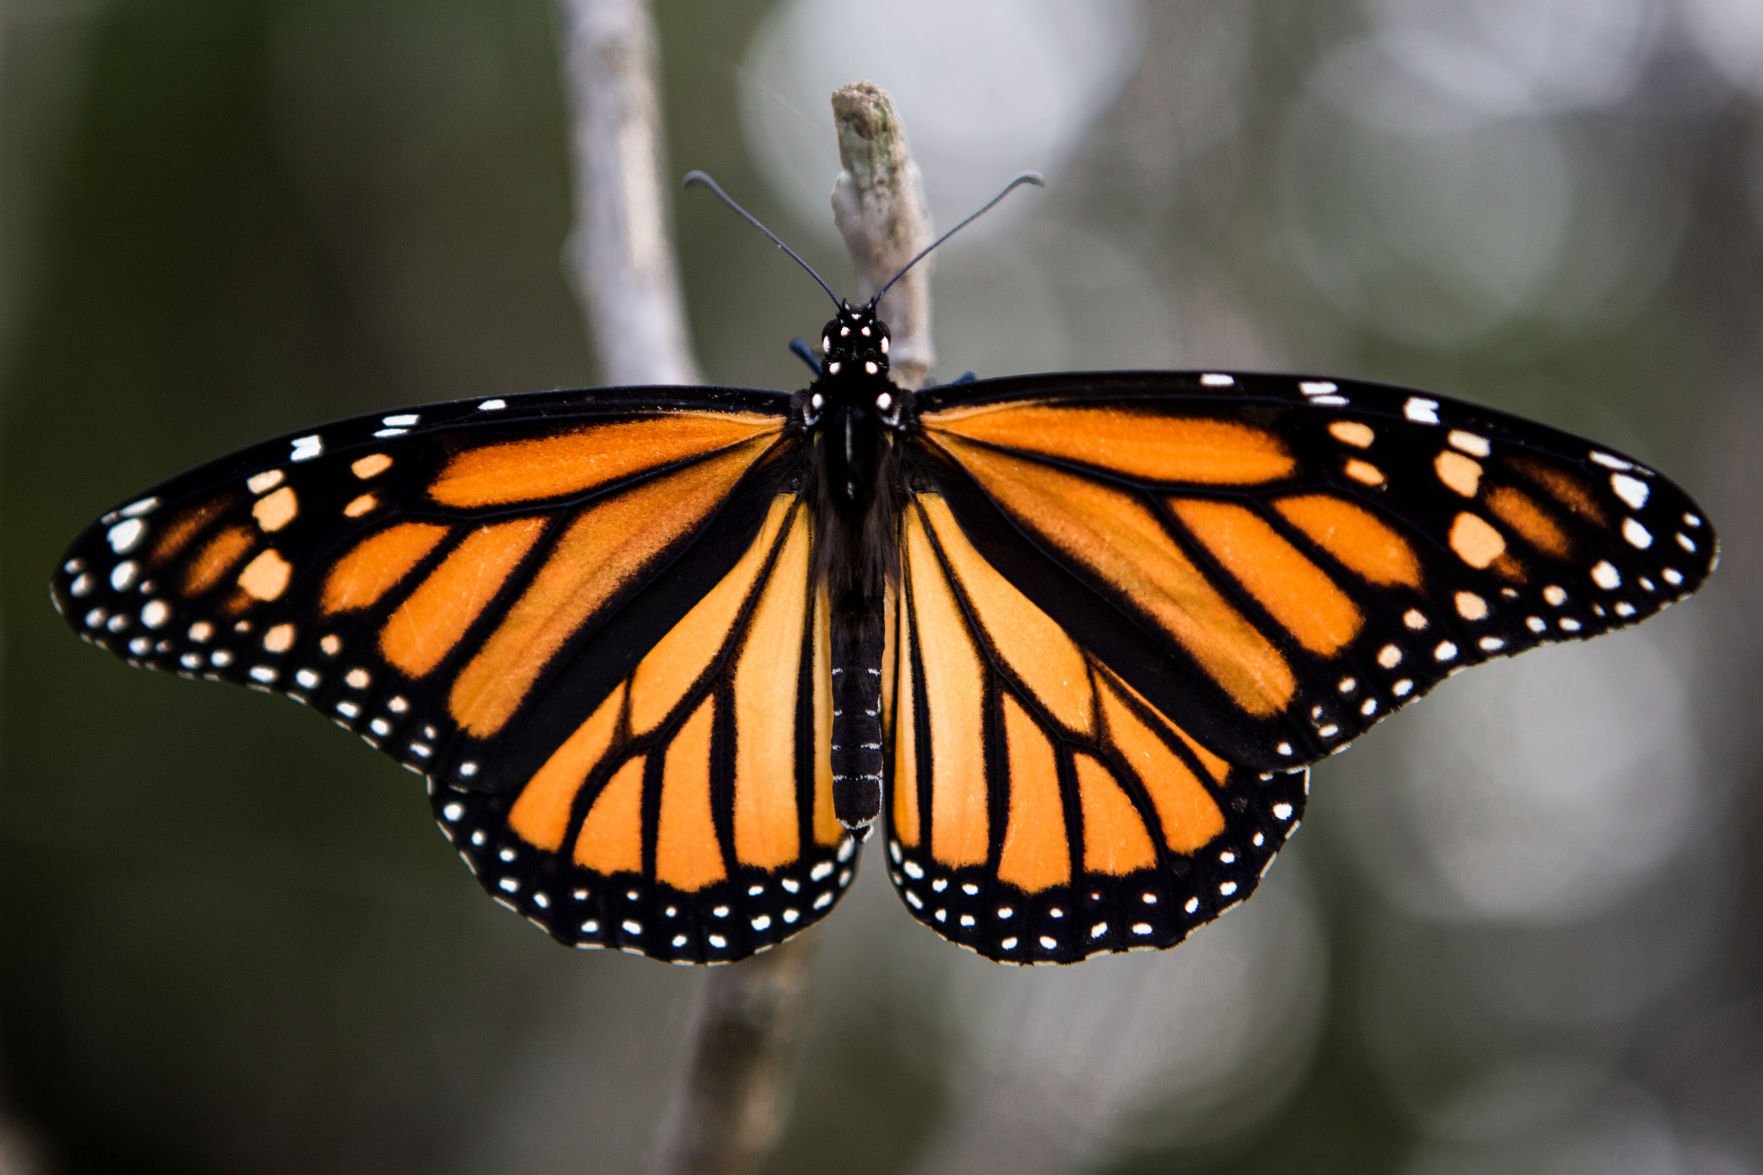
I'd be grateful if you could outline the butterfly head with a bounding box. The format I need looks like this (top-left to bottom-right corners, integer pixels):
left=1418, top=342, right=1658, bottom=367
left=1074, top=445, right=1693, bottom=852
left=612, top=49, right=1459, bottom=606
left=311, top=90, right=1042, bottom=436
left=819, top=303, right=890, bottom=383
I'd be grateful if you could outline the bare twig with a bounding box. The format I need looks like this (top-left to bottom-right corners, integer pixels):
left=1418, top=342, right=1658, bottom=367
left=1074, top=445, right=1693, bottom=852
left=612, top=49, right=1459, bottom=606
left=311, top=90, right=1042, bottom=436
left=661, top=945, right=817, bottom=1175
left=557, top=0, right=699, bottom=387
left=831, top=82, right=937, bottom=390
left=555, top=24, right=935, bottom=1171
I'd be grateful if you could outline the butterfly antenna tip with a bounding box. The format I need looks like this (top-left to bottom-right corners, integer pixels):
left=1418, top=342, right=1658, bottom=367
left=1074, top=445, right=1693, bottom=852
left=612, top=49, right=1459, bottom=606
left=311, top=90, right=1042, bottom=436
left=869, top=172, right=1045, bottom=308
left=683, top=170, right=842, bottom=308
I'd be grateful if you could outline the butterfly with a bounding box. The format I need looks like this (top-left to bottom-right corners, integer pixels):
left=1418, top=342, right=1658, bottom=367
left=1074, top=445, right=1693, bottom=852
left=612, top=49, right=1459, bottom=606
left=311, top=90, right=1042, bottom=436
left=51, top=179, right=1717, bottom=966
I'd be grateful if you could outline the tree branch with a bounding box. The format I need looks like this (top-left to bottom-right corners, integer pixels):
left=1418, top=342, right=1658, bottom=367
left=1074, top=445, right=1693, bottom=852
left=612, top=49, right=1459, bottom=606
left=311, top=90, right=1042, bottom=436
left=557, top=0, right=699, bottom=387
left=830, top=82, right=936, bottom=390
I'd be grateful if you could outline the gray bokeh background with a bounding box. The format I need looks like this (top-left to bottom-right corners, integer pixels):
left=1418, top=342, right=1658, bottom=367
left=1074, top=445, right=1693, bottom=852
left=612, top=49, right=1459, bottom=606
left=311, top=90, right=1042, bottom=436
left=3, top=2, right=1759, bottom=1172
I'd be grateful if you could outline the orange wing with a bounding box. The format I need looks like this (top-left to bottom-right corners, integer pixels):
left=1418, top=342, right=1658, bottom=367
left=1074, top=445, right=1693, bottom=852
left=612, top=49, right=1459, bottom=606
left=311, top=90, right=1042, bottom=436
left=54, top=388, right=856, bottom=961
left=890, top=370, right=1714, bottom=961
left=886, top=493, right=1308, bottom=963
left=441, top=494, right=855, bottom=961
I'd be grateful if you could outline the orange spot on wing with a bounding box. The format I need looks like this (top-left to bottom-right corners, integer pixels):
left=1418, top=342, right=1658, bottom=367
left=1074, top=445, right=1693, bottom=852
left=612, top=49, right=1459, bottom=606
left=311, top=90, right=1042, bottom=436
left=1170, top=497, right=1362, bottom=655
left=927, top=404, right=1295, bottom=484
left=1487, top=485, right=1571, bottom=558
left=449, top=440, right=769, bottom=738
left=627, top=498, right=791, bottom=736
left=1435, top=451, right=1482, bottom=497
left=574, top=757, right=645, bottom=874
left=321, top=522, right=449, bottom=614
left=429, top=413, right=780, bottom=508
left=351, top=453, right=392, bottom=479
left=732, top=509, right=810, bottom=869
left=1097, top=676, right=1224, bottom=853
left=1328, top=421, right=1375, bottom=448
left=809, top=589, right=841, bottom=848
left=380, top=517, right=547, bottom=677
left=1344, top=459, right=1385, bottom=487
left=237, top=548, right=292, bottom=602
left=1509, top=457, right=1608, bottom=526
left=182, top=525, right=254, bottom=596
left=655, top=700, right=726, bottom=891
left=919, top=496, right=1094, bottom=737
left=252, top=486, right=298, bottom=532
left=1449, top=512, right=1506, bottom=569
left=1075, top=755, right=1157, bottom=874
left=510, top=683, right=626, bottom=852
left=891, top=588, right=921, bottom=848
left=152, top=498, right=228, bottom=566
left=996, top=695, right=1071, bottom=891
left=1275, top=494, right=1422, bottom=587
left=934, top=439, right=1294, bottom=717
left=904, top=507, right=990, bottom=867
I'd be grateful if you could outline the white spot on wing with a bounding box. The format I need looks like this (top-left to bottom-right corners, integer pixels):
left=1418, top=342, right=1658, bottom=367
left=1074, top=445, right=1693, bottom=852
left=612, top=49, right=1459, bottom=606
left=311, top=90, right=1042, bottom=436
left=1610, top=473, right=1649, bottom=509
left=1403, top=397, right=1440, bottom=424
left=1448, top=430, right=1491, bottom=457
left=289, top=435, right=323, bottom=462
left=107, top=518, right=146, bottom=554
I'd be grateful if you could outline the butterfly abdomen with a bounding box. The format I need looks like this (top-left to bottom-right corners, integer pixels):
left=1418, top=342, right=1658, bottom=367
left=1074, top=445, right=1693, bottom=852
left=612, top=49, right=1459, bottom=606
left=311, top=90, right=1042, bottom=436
left=829, top=602, right=885, bottom=828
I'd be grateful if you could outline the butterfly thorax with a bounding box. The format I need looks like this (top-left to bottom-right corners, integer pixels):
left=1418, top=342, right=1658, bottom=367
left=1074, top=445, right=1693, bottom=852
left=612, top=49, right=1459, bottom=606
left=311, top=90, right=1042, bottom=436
left=801, top=304, right=910, bottom=512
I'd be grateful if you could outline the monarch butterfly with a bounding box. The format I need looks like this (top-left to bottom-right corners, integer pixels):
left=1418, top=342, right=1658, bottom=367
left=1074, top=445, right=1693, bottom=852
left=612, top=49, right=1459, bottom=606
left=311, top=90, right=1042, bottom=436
left=52, top=176, right=1716, bottom=966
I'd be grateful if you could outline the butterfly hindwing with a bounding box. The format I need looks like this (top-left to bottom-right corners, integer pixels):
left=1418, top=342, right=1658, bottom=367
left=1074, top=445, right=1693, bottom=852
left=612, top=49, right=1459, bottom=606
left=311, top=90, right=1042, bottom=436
left=54, top=386, right=858, bottom=961
left=438, top=494, right=858, bottom=961
left=912, top=372, right=1717, bottom=774
left=886, top=493, right=1310, bottom=963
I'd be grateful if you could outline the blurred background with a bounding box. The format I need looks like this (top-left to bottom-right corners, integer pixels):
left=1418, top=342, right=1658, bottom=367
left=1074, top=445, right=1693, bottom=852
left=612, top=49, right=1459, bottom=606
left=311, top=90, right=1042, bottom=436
left=3, top=1, right=1761, bottom=1171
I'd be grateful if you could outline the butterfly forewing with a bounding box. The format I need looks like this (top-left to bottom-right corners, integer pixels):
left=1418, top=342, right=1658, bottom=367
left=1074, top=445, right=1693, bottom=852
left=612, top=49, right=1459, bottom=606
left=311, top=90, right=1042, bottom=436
left=53, top=386, right=859, bottom=962
left=912, top=372, right=1717, bottom=775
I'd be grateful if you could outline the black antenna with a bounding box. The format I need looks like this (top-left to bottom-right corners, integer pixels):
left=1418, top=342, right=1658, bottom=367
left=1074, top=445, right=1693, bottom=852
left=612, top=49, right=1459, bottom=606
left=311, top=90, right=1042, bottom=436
left=683, top=171, right=842, bottom=308
left=868, top=172, right=1045, bottom=308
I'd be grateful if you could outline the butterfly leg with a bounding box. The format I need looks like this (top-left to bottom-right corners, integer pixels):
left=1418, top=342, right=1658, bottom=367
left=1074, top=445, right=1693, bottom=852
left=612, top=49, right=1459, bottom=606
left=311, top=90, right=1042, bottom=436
left=829, top=601, right=885, bottom=832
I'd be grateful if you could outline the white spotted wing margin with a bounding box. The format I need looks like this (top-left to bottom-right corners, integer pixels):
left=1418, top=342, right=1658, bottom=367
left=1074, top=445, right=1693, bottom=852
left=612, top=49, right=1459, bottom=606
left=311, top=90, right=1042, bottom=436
left=908, top=370, right=1718, bottom=773
left=50, top=384, right=794, bottom=791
